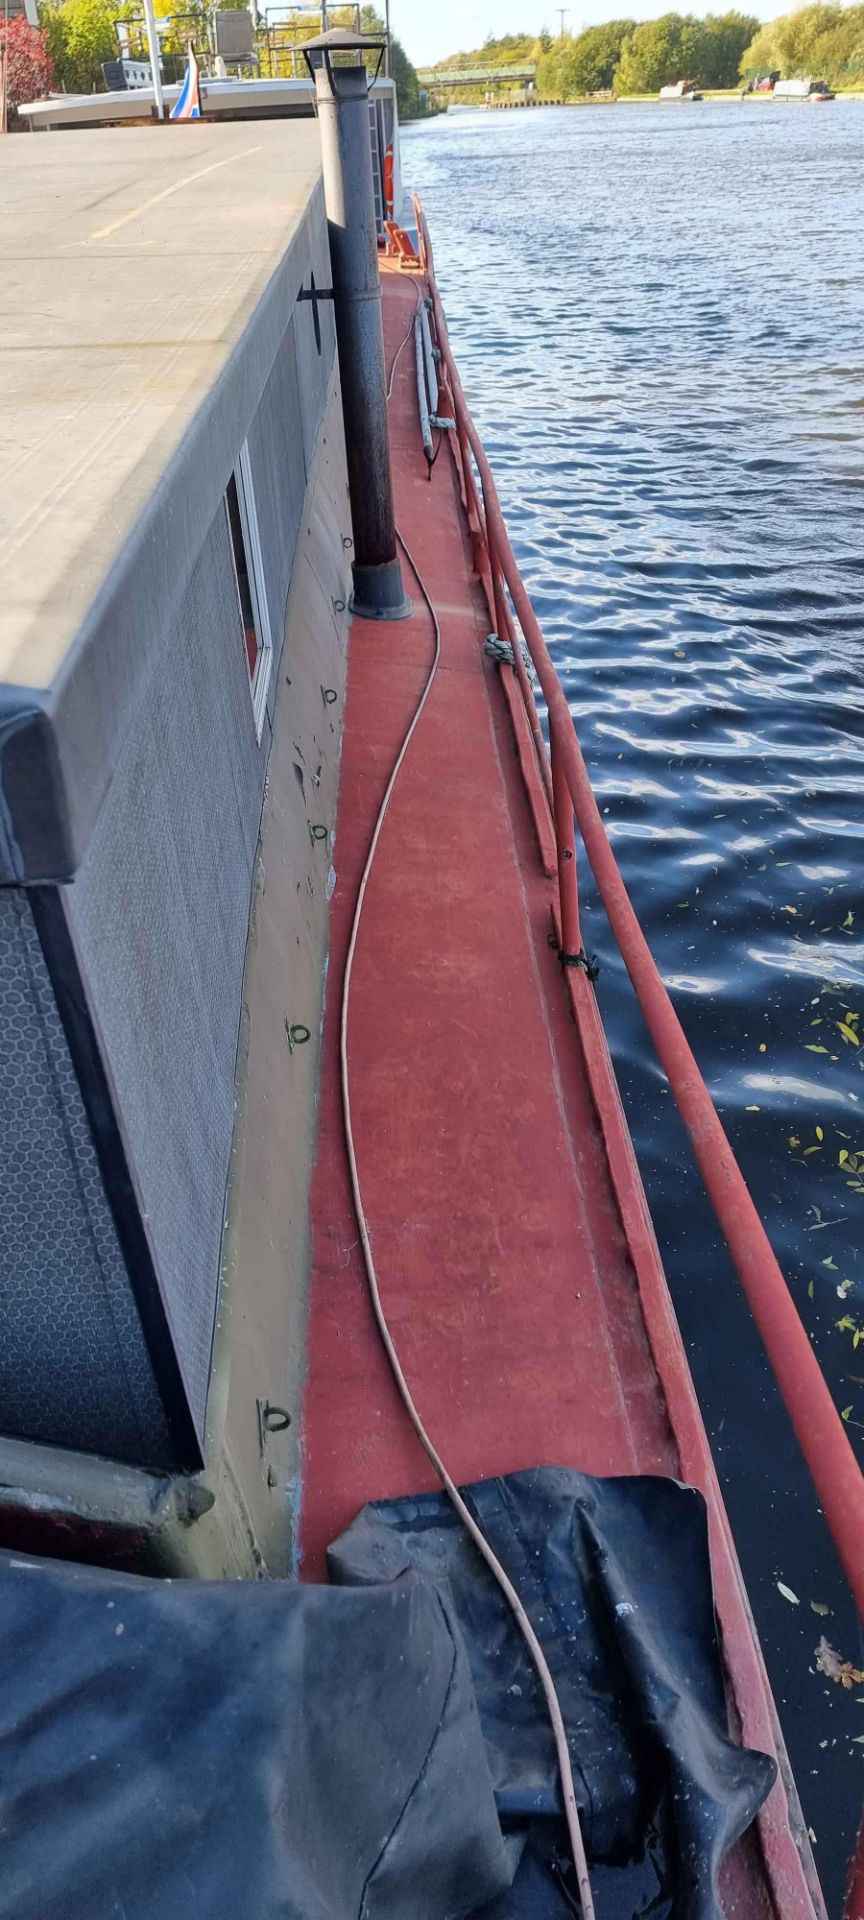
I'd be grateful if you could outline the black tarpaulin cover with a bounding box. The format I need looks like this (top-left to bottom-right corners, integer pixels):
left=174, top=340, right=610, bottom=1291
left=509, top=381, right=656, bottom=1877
left=0, top=1552, right=510, bottom=1920
left=0, top=1470, right=775, bottom=1920
left=329, top=1469, right=777, bottom=1920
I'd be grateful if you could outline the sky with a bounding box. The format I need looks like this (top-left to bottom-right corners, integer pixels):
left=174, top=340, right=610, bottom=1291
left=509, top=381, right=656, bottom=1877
left=393, top=0, right=769, bottom=67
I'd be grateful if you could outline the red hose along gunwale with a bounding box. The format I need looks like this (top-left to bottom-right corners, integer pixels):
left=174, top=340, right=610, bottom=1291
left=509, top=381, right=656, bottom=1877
left=300, top=252, right=843, bottom=1918
left=419, top=197, right=864, bottom=1624
left=418, top=201, right=864, bottom=1912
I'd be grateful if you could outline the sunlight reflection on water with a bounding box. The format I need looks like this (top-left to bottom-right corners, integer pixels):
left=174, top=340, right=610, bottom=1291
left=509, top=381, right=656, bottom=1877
left=405, top=99, right=864, bottom=1904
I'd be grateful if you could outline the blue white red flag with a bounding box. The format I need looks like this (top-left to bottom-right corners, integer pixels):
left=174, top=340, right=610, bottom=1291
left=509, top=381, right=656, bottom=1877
left=170, top=43, right=201, bottom=120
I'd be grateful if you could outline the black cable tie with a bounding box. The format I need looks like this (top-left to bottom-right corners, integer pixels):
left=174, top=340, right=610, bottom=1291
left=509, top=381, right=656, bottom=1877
left=558, top=947, right=601, bottom=984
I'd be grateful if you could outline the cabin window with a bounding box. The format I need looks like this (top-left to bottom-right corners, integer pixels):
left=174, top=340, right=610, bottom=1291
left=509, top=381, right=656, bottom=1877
left=225, top=445, right=272, bottom=739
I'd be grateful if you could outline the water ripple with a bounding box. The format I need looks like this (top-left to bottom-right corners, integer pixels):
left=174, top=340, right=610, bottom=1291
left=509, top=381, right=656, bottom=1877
left=406, top=99, right=864, bottom=1904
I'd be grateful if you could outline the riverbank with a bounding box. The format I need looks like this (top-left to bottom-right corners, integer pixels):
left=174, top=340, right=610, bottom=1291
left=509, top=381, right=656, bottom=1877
left=480, top=85, right=864, bottom=107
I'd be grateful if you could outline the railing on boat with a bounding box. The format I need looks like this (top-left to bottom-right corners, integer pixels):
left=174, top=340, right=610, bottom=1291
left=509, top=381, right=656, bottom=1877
left=411, top=193, right=864, bottom=1918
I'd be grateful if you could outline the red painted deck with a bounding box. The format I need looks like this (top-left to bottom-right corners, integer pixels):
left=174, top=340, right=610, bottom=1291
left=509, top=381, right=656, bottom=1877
left=300, top=269, right=823, bottom=1920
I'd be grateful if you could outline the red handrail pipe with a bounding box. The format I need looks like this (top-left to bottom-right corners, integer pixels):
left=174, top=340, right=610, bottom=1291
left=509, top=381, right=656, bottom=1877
left=551, top=724, right=581, bottom=960
left=415, top=197, right=864, bottom=1620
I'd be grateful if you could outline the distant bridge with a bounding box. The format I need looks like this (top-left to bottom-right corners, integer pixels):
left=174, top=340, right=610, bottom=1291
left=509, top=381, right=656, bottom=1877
left=416, top=64, right=537, bottom=92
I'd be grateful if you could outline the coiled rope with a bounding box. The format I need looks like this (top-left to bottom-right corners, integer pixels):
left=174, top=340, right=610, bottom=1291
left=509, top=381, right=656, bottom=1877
left=338, top=285, right=596, bottom=1920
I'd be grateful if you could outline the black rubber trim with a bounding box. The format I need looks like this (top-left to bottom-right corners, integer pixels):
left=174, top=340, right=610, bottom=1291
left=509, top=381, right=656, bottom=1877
left=28, top=885, right=204, bottom=1474
left=0, top=704, right=76, bottom=885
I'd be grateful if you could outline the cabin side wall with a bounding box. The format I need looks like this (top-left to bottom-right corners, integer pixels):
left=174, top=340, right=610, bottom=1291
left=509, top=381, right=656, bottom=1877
left=0, top=169, right=352, bottom=1569
left=63, top=497, right=268, bottom=1441
left=0, top=888, right=174, bottom=1465
left=0, top=366, right=351, bottom=1573
left=58, top=185, right=338, bottom=1454
left=203, top=372, right=351, bottom=1576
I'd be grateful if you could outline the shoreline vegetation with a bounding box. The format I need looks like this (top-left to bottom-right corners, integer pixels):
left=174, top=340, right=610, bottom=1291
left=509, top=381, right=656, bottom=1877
left=421, top=8, right=864, bottom=107
left=3, top=1, right=425, bottom=121
left=480, top=85, right=864, bottom=103
left=4, top=0, right=862, bottom=125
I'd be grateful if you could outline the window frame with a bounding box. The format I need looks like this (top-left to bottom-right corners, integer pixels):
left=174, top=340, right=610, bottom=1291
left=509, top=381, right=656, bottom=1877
left=225, top=442, right=272, bottom=741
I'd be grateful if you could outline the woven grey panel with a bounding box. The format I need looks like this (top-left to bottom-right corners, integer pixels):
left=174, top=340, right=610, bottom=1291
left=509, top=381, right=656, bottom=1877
left=0, top=890, right=173, bottom=1463
left=66, top=504, right=264, bottom=1437
left=246, top=318, right=307, bottom=662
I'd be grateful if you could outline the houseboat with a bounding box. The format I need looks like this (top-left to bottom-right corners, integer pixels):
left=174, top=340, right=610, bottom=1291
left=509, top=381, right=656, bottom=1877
left=0, top=29, right=861, bottom=1920
left=658, top=78, right=703, bottom=99
left=773, top=76, right=835, bottom=99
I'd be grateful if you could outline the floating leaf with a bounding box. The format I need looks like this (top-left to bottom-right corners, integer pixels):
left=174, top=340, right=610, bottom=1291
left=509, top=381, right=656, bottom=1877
left=805, top=1045, right=829, bottom=1055
left=759, top=1042, right=767, bottom=1053
left=839, top=1151, right=850, bottom=1166
left=782, top=905, right=798, bottom=915
left=841, top=1406, right=854, bottom=1421
left=789, top=1136, right=801, bottom=1148
left=838, top=1022, right=861, bottom=1047
left=843, top=911, right=854, bottom=929
left=822, top=1255, right=837, bottom=1268
left=815, top=1637, right=864, bottom=1687
left=808, top=1280, right=815, bottom=1299
left=837, top=1279, right=854, bottom=1299
left=816, top=1127, right=824, bottom=1142
left=836, top=1315, right=857, bottom=1332
left=810, top=1601, right=831, bottom=1616
left=777, top=1581, right=799, bottom=1605
left=803, top=1146, right=822, bottom=1156
left=745, top=1104, right=760, bottom=1111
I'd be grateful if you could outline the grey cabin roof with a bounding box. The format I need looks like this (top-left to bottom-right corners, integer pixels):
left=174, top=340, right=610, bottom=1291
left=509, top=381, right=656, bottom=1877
left=0, top=121, right=325, bottom=881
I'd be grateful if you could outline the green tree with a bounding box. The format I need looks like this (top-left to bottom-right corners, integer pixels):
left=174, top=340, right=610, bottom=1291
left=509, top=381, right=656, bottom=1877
left=41, top=0, right=277, bottom=93
left=614, top=12, right=706, bottom=90
left=782, top=1, right=864, bottom=77
left=388, top=32, right=420, bottom=115
left=153, top=0, right=219, bottom=57
left=538, top=18, right=634, bottom=95
left=819, top=3, right=864, bottom=80
left=737, top=15, right=782, bottom=74
left=613, top=9, right=756, bottom=89
left=39, top=0, right=121, bottom=92
left=779, top=2, right=841, bottom=69
left=480, top=29, right=536, bottom=62
left=430, top=30, right=536, bottom=69
left=697, top=9, right=759, bottom=84
left=360, top=4, right=420, bottom=117
left=739, top=2, right=864, bottom=82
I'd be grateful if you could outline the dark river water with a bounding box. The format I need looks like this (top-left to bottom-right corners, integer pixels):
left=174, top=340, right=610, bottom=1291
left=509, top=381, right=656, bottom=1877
left=403, top=100, right=864, bottom=1907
